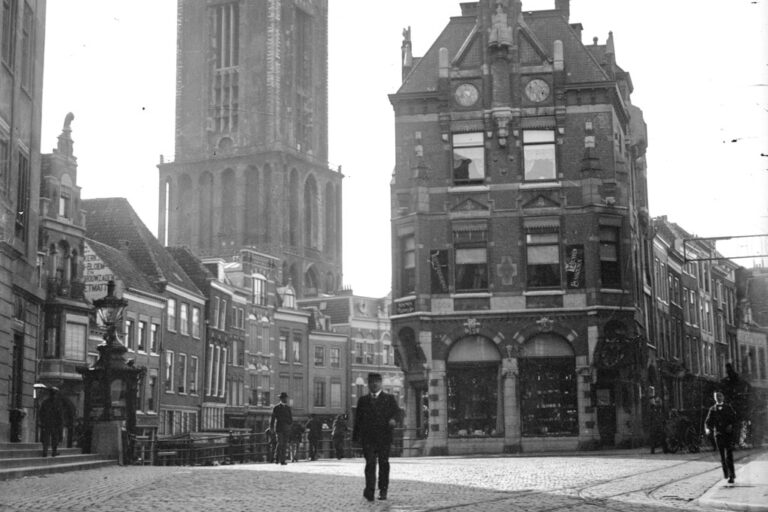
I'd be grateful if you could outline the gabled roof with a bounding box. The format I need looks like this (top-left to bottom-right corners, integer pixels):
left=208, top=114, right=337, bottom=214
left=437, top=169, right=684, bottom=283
left=85, top=238, right=157, bottom=296
left=524, top=11, right=609, bottom=83
left=396, top=8, right=611, bottom=97
left=398, top=15, right=476, bottom=95
left=166, top=246, right=214, bottom=294
left=82, top=197, right=202, bottom=296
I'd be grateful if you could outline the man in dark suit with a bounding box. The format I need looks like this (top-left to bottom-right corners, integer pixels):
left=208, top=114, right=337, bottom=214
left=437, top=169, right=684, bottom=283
left=705, top=390, right=738, bottom=484
left=353, top=373, right=400, bottom=501
left=270, top=392, right=293, bottom=465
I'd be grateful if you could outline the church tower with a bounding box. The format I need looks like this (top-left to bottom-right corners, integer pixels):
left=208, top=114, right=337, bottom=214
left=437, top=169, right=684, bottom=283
left=158, top=0, right=342, bottom=298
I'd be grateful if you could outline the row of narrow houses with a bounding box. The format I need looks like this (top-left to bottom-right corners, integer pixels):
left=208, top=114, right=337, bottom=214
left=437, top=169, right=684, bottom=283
left=1, top=0, right=765, bottom=458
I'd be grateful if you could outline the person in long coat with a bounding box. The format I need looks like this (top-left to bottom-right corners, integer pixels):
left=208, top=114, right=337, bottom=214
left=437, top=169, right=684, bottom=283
left=705, top=391, right=738, bottom=484
left=38, top=387, right=63, bottom=457
left=270, top=392, right=293, bottom=465
left=353, top=373, right=400, bottom=501
left=331, top=413, right=348, bottom=459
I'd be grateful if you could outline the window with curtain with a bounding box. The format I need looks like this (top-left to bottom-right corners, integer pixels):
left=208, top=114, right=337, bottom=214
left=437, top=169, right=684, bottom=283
left=526, top=232, right=560, bottom=288
left=452, top=132, right=485, bottom=184
left=523, top=130, right=556, bottom=181
left=64, top=322, right=86, bottom=361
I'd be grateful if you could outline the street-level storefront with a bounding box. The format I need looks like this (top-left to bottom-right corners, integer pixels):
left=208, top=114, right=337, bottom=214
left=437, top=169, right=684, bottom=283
left=395, top=312, right=645, bottom=455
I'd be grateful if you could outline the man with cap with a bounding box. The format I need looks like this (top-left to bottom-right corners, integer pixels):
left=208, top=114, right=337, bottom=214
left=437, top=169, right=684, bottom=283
left=353, top=373, right=400, bottom=501
left=271, top=392, right=293, bottom=465
left=38, top=387, right=63, bottom=457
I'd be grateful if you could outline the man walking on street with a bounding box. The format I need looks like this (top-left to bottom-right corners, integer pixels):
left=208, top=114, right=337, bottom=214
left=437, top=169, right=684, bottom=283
left=353, top=373, right=400, bottom=502
left=271, top=392, right=293, bottom=465
left=705, top=391, right=737, bottom=484
left=39, top=387, right=63, bottom=457
left=305, top=414, right=323, bottom=461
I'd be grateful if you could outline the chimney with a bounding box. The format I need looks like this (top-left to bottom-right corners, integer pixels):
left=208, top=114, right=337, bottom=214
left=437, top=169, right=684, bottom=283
left=460, top=2, right=479, bottom=17
left=555, top=0, right=569, bottom=22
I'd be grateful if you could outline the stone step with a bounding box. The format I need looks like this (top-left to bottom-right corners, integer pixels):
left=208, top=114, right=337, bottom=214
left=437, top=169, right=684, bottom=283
left=0, top=443, right=43, bottom=450
left=0, top=447, right=80, bottom=459
left=0, top=459, right=117, bottom=482
left=0, top=453, right=104, bottom=469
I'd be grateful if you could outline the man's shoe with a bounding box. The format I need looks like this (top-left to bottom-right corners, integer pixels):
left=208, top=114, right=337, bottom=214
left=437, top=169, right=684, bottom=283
left=363, top=489, right=374, bottom=502
left=281, top=462, right=287, bottom=465
left=728, top=477, right=734, bottom=484
left=378, top=490, right=387, bottom=501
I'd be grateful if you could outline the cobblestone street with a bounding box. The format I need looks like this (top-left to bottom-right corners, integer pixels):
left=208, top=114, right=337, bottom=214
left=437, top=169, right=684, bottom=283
left=0, top=448, right=758, bottom=511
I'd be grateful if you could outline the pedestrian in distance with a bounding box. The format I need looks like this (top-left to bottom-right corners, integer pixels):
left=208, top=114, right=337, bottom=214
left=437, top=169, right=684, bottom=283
left=705, top=391, right=738, bottom=484
left=331, top=413, right=349, bottom=459
left=289, top=421, right=305, bottom=462
left=270, top=392, right=293, bottom=465
left=649, top=396, right=668, bottom=454
left=38, top=387, right=63, bottom=457
left=353, top=373, right=400, bottom=502
left=305, top=414, right=323, bottom=461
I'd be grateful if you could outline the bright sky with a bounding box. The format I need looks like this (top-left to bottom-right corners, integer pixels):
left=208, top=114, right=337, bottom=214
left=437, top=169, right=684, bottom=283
left=42, top=0, right=768, bottom=297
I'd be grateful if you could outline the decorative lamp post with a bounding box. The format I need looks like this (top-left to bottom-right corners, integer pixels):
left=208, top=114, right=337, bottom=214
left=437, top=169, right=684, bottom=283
left=77, top=280, right=145, bottom=459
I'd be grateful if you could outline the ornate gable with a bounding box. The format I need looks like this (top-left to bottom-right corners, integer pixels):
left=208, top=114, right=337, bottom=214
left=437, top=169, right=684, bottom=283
left=451, top=198, right=490, bottom=213
left=522, top=194, right=560, bottom=209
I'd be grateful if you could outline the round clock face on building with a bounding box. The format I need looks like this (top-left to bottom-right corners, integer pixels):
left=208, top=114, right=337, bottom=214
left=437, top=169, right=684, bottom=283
left=454, top=83, right=479, bottom=107
left=525, top=78, right=550, bottom=102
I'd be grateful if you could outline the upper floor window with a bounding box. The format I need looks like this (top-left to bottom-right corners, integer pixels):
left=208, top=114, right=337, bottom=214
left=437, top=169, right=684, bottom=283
left=599, top=226, right=621, bottom=289
left=454, top=229, right=488, bottom=292
left=138, top=321, right=147, bottom=352
left=330, top=347, right=340, bottom=368
left=523, top=130, right=556, bottom=181
left=125, top=319, right=135, bottom=350
left=1, top=0, right=18, bottom=70
left=20, top=2, right=32, bottom=89
left=401, top=235, right=416, bottom=296
left=219, top=299, right=227, bottom=330
left=279, top=330, right=288, bottom=362
left=167, top=298, right=176, bottom=331
left=150, top=323, right=159, bottom=353
left=253, top=274, right=267, bottom=305
left=64, top=322, right=86, bottom=361
left=14, top=150, right=29, bottom=241
left=212, top=297, right=220, bottom=329
left=0, top=136, right=10, bottom=196
left=192, top=307, right=200, bottom=338
left=314, top=346, right=324, bottom=366
left=179, top=303, right=189, bottom=335
left=58, top=188, right=71, bottom=218
left=292, top=332, right=302, bottom=363
left=526, top=232, right=560, bottom=288
left=452, top=133, right=485, bottom=184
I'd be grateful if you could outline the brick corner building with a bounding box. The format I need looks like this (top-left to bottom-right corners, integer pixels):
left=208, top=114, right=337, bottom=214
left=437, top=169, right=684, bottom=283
left=389, top=0, right=652, bottom=454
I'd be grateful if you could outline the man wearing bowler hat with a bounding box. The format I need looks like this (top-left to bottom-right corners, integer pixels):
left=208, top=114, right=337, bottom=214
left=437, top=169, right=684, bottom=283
left=271, top=391, right=293, bottom=465
left=353, top=373, right=400, bottom=501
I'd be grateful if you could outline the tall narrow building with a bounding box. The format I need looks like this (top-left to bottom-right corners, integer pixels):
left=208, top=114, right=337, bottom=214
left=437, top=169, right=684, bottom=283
left=158, top=0, right=342, bottom=299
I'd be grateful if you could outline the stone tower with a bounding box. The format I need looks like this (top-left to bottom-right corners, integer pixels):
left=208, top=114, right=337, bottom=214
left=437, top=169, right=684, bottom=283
left=158, top=0, right=342, bottom=298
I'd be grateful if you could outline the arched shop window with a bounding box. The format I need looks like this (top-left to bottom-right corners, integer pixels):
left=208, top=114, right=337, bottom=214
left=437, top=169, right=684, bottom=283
left=519, top=333, right=578, bottom=436
left=447, top=336, right=502, bottom=437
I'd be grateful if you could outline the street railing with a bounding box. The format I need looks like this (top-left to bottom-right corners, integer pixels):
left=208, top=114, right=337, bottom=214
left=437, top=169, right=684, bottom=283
left=129, top=427, right=427, bottom=466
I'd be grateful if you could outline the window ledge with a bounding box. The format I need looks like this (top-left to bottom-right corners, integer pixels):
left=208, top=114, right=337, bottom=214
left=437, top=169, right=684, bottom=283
left=394, top=295, right=416, bottom=303
left=519, top=181, right=561, bottom=190
left=448, top=184, right=489, bottom=193
left=523, top=290, right=565, bottom=296
left=451, top=292, right=491, bottom=298
left=600, top=288, right=630, bottom=294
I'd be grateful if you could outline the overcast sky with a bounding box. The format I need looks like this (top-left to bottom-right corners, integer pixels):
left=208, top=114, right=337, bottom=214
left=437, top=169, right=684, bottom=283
left=42, top=0, right=768, bottom=297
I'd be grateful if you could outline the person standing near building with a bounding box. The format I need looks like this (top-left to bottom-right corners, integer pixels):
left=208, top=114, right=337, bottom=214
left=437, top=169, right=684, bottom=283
left=305, top=414, right=323, bottom=461
left=270, top=392, right=293, bottom=465
left=38, top=387, right=63, bottom=457
left=353, top=373, right=400, bottom=501
left=331, top=413, right=349, bottom=459
left=705, top=391, right=738, bottom=484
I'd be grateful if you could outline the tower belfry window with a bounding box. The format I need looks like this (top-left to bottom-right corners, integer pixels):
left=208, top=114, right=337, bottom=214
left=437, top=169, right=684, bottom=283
left=210, top=2, right=239, bottom=133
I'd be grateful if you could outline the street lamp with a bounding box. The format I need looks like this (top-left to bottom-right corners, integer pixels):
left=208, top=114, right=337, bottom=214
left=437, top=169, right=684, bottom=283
left=77, top=280, right=145, bottom=459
